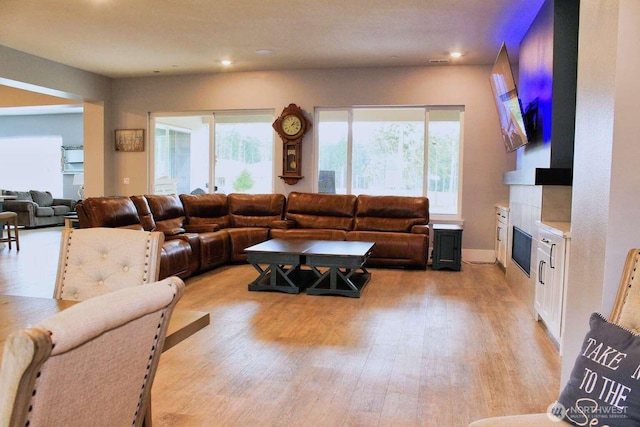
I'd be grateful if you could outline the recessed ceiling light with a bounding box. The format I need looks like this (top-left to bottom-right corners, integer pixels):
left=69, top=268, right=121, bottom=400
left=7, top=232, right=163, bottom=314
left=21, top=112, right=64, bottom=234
left=450, top=51, right=463, bottom=58
left=221, top=60, right=232, bottom=66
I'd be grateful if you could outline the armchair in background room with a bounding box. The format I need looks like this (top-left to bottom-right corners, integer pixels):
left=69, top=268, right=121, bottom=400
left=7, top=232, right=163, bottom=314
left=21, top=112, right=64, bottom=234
left=0, top=278, right=184, bottom=427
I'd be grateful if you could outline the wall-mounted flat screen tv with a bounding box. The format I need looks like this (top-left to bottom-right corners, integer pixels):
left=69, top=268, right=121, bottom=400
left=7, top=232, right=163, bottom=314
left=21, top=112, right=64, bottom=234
left=489, top=42, right=530, bottom=152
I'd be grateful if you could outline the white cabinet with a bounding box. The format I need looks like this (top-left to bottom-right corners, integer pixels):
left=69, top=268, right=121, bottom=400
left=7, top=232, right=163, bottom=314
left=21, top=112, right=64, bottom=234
left=495, top=205, right=509, bottom=267
left=534, top=222, right=571, bottom=349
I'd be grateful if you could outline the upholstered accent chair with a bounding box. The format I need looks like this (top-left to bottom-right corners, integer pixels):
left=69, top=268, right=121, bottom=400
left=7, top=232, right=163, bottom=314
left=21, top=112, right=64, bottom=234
left=469, top=248, right=640, bottom=426
left=54, top=228, right=164, bottom=301
left=0, top=277, right=185, bottom=427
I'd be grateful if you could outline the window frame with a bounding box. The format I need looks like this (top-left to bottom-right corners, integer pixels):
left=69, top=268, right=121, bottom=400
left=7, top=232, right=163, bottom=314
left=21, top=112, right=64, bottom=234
left=313, top=105, right=464, bottom=219
left=149, top=109, right=275, bottom=195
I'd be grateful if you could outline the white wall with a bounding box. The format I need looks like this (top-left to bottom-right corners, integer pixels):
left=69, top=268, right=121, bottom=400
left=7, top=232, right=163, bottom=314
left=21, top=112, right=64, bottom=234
left=562, top=0, right=640, bottom=386
left=0, top=113, right=83, bottom=198
left=111, top=65, right=514, bottom=253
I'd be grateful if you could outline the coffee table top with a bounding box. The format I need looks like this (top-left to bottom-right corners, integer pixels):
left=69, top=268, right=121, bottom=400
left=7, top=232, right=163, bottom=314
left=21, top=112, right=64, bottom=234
left=245, top=239, right=374, bottom=257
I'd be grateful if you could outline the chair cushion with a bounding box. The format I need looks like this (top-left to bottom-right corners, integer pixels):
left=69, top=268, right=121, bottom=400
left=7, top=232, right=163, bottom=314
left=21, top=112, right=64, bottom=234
left=52, top=205, right=71, bottom=215
left=30, top=190, right=54, bottom=207
left=35, top=206, right=54, bottom=217
left=554, top=313, right=640, bottom=426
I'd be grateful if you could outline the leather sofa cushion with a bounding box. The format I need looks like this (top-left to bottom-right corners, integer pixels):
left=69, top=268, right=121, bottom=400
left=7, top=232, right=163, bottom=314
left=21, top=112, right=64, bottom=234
left=30, top=190, right=54, bottom=207
left=144, top=194, right=187, bottom=231
left=285, top=192, right=356, bottom=231
left=180, top=194, right=230, bottom=229
left=130, top=195, right=156, bottom=231
left=77, top=197, right=142, bottom=229
left=354, top=195, right=429, bottom=232
left=228, top=193, right=285, bottom=228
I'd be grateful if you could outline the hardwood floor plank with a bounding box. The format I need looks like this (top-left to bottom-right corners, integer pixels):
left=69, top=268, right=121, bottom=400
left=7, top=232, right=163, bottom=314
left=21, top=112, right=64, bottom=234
left=0, top=229, right=561, bottom=426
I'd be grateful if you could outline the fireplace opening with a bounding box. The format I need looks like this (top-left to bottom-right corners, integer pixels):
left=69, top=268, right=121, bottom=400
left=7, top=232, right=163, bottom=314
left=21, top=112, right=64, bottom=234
left=512, top=226, right=532, bottom=276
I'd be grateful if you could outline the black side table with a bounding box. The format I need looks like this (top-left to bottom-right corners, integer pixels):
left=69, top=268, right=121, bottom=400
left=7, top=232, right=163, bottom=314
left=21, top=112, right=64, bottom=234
left=431, top=224, right=463, bottom=271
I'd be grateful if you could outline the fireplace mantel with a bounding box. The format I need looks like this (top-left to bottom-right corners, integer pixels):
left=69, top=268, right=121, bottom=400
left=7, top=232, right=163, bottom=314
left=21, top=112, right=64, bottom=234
left=503, top=168, right=572, bottom=186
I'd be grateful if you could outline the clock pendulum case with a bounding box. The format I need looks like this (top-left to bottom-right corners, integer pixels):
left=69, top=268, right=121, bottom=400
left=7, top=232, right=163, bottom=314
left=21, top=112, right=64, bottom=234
left=273, top=103, right=312, bottom=185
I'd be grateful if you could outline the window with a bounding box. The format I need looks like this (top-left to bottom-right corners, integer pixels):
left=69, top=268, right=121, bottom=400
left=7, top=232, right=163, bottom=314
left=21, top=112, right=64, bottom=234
left=151, top=111, right=274, bottom=195
left=0, top=136, right=64, bottom=196
left=316, top=107, right=463, bottom=216
left=214, top=113, right=274, bottom=194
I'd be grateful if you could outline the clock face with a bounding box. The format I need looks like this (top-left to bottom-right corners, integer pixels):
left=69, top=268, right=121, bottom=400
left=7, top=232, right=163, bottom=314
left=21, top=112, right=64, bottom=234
left=281, top=114, right=303, bottom=136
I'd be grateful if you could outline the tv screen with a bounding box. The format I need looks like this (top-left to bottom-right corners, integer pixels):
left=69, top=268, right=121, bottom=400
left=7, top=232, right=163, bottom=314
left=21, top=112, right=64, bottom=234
left=490, top=43, right=530, bottom=152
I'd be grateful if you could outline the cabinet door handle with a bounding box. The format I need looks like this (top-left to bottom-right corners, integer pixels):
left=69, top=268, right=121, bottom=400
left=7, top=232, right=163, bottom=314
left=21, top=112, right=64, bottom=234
left=550, top=243, right=556, bottom=269
left=496, top=226, right=501, bottom=241
left=541, top=238, right=550, bottom=244
left=538, top=260, right=545, bottom=285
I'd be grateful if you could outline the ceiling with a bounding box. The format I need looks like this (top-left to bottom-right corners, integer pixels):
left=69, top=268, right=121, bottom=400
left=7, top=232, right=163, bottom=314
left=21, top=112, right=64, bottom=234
left=1, top=0, right=545, bottom=79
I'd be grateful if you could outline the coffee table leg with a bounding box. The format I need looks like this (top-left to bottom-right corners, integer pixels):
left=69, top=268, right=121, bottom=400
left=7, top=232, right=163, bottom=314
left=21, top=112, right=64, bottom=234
left=272, top=264, right=300, bottom=288
left=308, top=265, right=371, bottom=297
left=249, top=263, right=271, bottom=286
left=248, top=261, right=303, bottom=294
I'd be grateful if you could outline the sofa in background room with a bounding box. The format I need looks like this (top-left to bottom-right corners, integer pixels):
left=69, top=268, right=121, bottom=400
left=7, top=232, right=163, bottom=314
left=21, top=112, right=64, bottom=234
left=1, top=190, right=77, bottom=228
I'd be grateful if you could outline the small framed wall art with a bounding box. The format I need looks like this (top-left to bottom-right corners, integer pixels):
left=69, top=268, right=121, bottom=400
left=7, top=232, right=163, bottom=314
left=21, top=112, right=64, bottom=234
left=115, top=129, right=145, bottom=152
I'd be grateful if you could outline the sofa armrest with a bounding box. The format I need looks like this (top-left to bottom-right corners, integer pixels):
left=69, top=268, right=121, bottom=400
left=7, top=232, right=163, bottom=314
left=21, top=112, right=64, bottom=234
left=2, top=200, right=37, bottom=213
left=271, top=219, right=297, bottom=229
left=411, top=224, right=430, bottom=236
left=158, top=227, right=186, bottom=236
left=53, top=198, right=78, bottom=210
left=184, top=224, right=220, bottom=233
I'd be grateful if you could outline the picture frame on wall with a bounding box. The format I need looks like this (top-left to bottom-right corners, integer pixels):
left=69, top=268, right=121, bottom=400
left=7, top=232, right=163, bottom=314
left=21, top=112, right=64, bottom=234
left=115, top=129, right=145, bottom=152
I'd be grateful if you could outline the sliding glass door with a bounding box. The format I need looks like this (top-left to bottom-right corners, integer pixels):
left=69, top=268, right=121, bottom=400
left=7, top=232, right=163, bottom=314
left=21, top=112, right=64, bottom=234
left=150, top=111, right=274, bottom=195
left=151, top=114, right=212, bottom=195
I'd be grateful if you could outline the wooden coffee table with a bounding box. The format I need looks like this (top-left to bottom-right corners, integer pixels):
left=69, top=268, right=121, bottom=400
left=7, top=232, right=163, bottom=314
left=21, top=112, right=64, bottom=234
left=245, top=239, right=374, bottom=297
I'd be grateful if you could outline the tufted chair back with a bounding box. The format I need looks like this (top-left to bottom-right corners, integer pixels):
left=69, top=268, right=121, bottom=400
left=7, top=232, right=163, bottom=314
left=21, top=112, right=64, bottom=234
left=54, top=228, right=164, bottom=301
left=0, top=277, right=184, bottom=427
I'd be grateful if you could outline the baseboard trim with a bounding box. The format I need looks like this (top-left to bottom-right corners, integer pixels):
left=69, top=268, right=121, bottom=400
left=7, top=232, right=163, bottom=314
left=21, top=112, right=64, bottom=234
left=462, top=249, right=496, bottom=264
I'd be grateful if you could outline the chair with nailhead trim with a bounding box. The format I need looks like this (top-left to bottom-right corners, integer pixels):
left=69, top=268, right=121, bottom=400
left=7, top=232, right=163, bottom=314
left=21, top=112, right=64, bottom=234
left=53, top=228, right=164, bottom=301
left=0, top=277, right=184, bottom=427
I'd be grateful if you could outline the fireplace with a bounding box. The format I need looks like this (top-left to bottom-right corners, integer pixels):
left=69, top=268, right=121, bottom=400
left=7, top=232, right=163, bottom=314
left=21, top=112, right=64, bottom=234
left=512, top=226, right=532, bottom=276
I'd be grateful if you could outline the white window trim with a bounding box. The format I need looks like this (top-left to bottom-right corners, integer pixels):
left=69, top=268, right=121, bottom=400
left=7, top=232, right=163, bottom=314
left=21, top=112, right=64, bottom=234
left=313, top=105, right=464, bottom=219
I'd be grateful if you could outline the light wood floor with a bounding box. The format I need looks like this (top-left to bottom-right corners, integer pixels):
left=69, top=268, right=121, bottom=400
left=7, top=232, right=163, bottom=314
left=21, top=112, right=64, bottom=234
left=0, top=228, right=560, bottom=426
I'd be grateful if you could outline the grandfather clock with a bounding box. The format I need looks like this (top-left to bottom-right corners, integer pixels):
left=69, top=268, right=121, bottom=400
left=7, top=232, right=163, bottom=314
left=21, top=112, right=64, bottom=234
left=273, top=104, right=311, bottom=185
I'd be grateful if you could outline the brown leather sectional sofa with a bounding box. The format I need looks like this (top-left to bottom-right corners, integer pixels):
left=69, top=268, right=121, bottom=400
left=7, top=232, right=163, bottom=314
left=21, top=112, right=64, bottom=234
left=76, top=191, right=429, bottom=280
